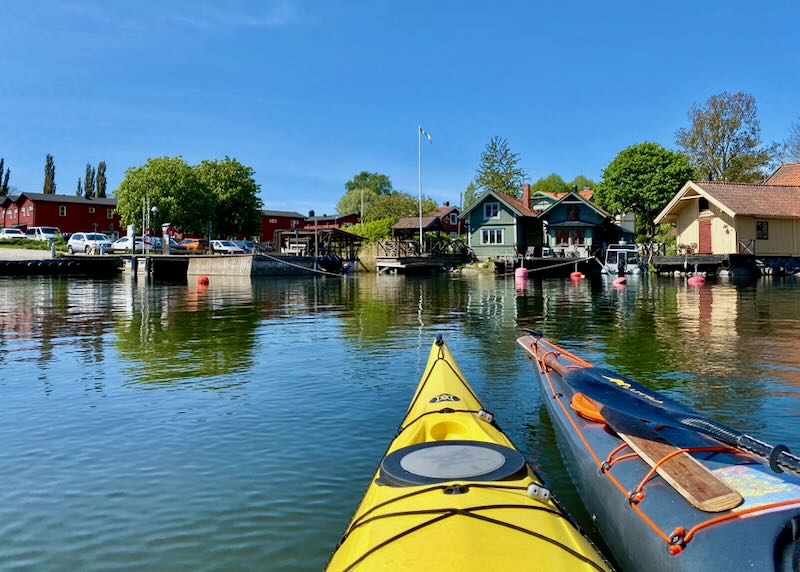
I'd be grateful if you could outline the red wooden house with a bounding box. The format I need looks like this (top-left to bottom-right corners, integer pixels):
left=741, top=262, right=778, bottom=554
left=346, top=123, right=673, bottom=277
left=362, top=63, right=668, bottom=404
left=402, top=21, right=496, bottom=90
left=260, top=210, right=306, bottom=244
left=1, top=193, right=121, bottom=237
left=432, top=202, right=464, bottom=236
left=304, top=213, right=360, bottom=230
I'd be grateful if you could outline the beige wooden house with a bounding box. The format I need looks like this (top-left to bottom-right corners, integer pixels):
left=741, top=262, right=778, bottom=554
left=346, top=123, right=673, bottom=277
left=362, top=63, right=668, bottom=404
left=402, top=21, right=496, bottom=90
left=654, top=164, right=800, bottom=256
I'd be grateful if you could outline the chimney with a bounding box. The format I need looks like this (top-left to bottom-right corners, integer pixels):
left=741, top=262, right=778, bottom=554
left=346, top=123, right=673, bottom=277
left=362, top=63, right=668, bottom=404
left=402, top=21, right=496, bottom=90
left=444, top=201, right=450, bottom=207
left=522, top=184, right=531, bottom=208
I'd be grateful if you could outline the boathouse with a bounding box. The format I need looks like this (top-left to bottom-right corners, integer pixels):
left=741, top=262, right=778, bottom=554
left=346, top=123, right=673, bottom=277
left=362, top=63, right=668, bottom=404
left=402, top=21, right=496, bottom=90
left=460, top=188, right=542, bottom=259
left=304, top=213, right=360, bottom=230
left=654, top=171, right=800, bottom=257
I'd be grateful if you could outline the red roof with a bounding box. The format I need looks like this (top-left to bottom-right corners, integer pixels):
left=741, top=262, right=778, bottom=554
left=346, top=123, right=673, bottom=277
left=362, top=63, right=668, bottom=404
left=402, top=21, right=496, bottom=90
left=431, top=205, right=459, bottom=217
left=766, top=164, right=800, bottom=186
left=537, top=189, right=594, bottom=202
left=697, top=181, right=800, bottom=217
left=502, top=193, right=539, bottom=218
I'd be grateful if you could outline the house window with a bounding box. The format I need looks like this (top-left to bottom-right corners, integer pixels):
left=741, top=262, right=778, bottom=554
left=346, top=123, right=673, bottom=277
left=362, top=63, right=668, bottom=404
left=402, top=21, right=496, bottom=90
left=89, top=207, right=96, bottom=214
left=481, top=228, right=504, bottom=244
left=573, top=231, right=585, bottom=245
left=484, top=202, right=499, bottom=219
left=756, top=220, right=769, bottom=240
left=450, top=213, right=457, bottom=225
left=698, top=197, right=709, bottom=211
left=59, top=205, right=67, bottom=216
left=107, top=209, right=114, bottom=219
left=555, top=230, right=569, bottom=246
left=291, top=220, right=299, bottom=228
left=568, top=205, right=579, bottom=221
left=267, top=218, right=277, bottom=223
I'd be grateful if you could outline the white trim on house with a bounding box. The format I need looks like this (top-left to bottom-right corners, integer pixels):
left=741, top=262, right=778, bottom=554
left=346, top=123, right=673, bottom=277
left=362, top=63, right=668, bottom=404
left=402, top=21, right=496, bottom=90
left=481, top=228, right=504, bottom=244
left=483, top=202, right=500, bottom=220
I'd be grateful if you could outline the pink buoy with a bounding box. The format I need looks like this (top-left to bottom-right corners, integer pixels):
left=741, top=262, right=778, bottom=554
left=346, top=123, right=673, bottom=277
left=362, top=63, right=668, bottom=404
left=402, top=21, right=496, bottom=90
left=613, top=276, right=627, bottom=286
left=570, top=271, right=584, bottom=280
left=688, top=275, right=706, bottom=286
left=514, top=267, right=529, bottom=279
left=198, top=275, right=210, bottom=286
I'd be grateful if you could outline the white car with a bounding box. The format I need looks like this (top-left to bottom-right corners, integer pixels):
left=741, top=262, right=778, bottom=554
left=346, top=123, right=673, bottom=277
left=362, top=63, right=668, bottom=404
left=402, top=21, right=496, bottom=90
left=67, top=232, right=113, bottom=254
left=109, top=236, right=146, bottom=253
left=211, top=240, right=245, bottom=254
left=26, top=226, right=61, bottom=242
left=0, top=228, right=26, bottom=239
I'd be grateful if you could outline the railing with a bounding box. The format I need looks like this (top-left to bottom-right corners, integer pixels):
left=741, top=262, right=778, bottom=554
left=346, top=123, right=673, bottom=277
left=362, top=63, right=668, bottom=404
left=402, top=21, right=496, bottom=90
left=377, top=240, right=420, bottom=257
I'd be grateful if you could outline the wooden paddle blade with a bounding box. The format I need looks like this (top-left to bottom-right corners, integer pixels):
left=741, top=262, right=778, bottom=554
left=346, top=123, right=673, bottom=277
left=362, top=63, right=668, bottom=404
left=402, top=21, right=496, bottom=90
left=607, top=414, right=743, bottom=513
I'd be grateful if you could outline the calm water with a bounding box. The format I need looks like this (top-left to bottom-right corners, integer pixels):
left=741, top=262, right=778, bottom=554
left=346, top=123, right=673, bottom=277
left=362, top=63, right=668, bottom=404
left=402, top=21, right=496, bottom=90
left=0, top=273, right=798, bottom=571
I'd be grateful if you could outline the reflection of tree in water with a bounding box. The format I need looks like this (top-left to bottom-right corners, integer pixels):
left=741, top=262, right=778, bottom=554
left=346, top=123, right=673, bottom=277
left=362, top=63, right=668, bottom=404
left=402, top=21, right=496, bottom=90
left=115, top=281, right=261, bottom=388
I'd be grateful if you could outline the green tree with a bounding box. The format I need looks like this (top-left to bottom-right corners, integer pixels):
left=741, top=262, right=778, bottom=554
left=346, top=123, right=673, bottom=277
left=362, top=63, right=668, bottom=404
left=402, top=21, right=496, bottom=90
left=337, top=188, right=435, bottom=222
left=463, top=182, right=478, bottom=209
left=787, top=118, right=800, bottom=162
left=569, top=175, right=597, bottom=190
left=596, top=142, right=696, bottom=241
left=76, top=178, right=83, bottom=197
left=531, top=173, right=569, bottom=196
left=84, top=163, right=96, bottom=199
left=43, top=154, right=56, bottom=194
left=195, top=157, right=263, bottom=238
left=345, top=171, right=393, bottom=195
left=115, top=157, right=214, bottom=236
left=475, top=137, right=526, bottom=198
left=676, top=91, right=779, bottom=182
left=96, top=161, right=107, bottom=198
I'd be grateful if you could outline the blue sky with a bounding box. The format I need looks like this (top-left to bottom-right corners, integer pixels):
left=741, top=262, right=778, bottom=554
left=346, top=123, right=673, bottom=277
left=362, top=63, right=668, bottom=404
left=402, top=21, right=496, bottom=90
left=2, top=1, right=799, bottom=214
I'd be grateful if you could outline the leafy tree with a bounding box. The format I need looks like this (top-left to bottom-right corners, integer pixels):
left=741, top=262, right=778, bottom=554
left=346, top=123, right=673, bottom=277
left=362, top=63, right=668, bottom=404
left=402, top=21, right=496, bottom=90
left=531, top=173, right=569, bottom=196
left=84, top=163, right=96, bottom=199
left=337, top=188, right=435, bottom=222
left=76, top=178, right=83, bottom=196
left=676, top=92, right=779, bottom=182
left=0, top=158, right=9, bottom=196
left=569, top=175, right=597, bottom=190
left=43, top=154, right=56, bottom=194
left=787, top=118, right=800, bottom=162
left=345, top=171, right=393, bottom=195
left=463, top=182, right=478, bottom=209
left=596, top=142, right=696, bottom=241
left=346, top=217, right=396, bottom=243
left=475, top=137, right=526, bottom=197
left=115, top=157, right=214, bottom=236
left=195, top=157, right=263, bottom=238
left=96, top=161, right=107, bottom=198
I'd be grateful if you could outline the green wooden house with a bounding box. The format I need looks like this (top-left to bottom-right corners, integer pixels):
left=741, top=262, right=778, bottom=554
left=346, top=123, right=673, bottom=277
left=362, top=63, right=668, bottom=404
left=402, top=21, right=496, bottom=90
left=460, top=189, right=542, bottom=259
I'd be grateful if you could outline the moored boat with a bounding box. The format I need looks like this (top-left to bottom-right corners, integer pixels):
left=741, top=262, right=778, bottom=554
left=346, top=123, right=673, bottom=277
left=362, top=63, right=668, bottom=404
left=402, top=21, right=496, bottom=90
left=517, top=333, right=800, bottom=572
left=327, top=336, right=611, bottom=571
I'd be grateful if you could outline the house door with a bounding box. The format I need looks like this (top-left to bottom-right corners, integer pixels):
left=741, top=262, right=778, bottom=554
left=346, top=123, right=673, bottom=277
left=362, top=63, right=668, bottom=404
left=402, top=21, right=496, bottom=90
left=698, top=220, right=712, bottom=254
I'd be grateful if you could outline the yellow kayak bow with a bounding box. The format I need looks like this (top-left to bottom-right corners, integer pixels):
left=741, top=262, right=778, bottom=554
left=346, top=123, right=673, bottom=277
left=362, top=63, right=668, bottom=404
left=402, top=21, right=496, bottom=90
left=327, top=336, right=610, bottom=571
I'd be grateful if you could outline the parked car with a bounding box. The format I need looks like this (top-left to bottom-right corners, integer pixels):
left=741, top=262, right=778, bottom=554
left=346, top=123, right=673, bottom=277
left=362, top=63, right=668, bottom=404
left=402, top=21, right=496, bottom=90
left=25, top=226, right=61, bottom=242
left=233, top=240, right=256, bottom=253
left=109, top=236, right=146, bottom=253
left=211, top=240, right=245, bottom=254
left=0, top=228, right=26, bottom=239
left=67, top=232, right=114, bottom=254
left=179, top=238, right=209, bottom=252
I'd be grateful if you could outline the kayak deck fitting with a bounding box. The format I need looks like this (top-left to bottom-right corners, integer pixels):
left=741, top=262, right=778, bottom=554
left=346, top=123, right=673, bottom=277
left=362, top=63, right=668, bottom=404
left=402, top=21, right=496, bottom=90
left=517, top=334, right=800, bottom=572
left=327, top=336, right=610, bottom=571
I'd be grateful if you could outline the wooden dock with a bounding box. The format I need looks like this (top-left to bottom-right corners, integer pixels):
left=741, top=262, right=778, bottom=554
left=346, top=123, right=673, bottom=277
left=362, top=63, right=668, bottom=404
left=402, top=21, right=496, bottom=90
left=376, top=254, right=467, bottom=274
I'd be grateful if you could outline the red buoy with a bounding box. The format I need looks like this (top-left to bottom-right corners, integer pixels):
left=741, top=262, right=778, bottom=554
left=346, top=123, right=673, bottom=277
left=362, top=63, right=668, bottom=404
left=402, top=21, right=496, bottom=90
left=687, top=275, right=706, bottom=286
left=198, top=275, right=210, bottom=286
left=613, top=276, right=627, bottom=286
left=570, top=271, right=584, bottom=280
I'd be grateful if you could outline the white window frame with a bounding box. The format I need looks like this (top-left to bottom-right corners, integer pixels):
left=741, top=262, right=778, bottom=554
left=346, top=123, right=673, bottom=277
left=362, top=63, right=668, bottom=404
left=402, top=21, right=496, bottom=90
left=269, top=218, right=278, bottom=224
left=291, top=220, right=300, bottom=228
left=484, top=202, right=499, bottom=220
left=59, top=205, right=67, bottom=216
left=450, top=213, right=458, bottom=225
left=481, top=228, right=504, bottom=245
left=107, top=209, right=114, bottom=219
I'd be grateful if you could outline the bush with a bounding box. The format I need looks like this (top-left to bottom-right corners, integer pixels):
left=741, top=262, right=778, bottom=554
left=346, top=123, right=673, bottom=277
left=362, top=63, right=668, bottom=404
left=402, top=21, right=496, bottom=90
left=0, top=237, right=67, bottom=251
left=347, top=217, right=396, bottom=243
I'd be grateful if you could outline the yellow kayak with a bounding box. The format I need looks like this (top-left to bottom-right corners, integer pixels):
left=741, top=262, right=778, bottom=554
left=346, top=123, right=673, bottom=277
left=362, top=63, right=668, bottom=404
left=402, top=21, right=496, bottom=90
left=327, top=336, right=611, bottom=571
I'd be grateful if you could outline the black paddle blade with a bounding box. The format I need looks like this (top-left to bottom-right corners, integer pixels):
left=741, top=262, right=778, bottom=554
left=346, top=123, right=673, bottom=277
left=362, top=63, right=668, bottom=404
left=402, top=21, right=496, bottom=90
left=561, top=367, right=694, bottom=428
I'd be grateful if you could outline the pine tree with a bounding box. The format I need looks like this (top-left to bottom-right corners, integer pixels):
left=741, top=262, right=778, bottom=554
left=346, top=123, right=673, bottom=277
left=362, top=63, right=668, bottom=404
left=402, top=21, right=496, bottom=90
left=84, top=163, right=96, bottom=198
left=96, top=161, right=107, bottom=198
left=475, top=137, right=526, bottom=198
left=43, top=154, right=56, bottom=194
left=76, top=178, right=83, bottom=196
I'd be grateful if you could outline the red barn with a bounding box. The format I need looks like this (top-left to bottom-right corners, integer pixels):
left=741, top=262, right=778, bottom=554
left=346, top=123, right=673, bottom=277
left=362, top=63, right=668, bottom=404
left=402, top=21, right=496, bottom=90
left=432, top=203, right=464, bottom=236
left=1, top=193, right=121, bottom=237
left=260, top=210, right=306, bottom=245
left=304, top=213, right=360, bottom=230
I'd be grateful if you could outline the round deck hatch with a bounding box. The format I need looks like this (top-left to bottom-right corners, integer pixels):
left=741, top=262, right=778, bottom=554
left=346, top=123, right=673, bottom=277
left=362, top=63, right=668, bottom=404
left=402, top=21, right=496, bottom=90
left=380, top=440, right=525, bottom=486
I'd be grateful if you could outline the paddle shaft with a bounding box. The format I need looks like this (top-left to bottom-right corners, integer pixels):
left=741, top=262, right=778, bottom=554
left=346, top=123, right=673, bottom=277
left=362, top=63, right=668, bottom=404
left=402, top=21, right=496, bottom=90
left=534, top=342, right=800, bottom=476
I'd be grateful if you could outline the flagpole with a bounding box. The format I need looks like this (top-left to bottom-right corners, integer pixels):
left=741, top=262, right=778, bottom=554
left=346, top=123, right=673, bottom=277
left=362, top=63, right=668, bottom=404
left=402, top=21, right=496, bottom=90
left=418, top=125, right=423, bottom=254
